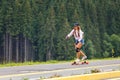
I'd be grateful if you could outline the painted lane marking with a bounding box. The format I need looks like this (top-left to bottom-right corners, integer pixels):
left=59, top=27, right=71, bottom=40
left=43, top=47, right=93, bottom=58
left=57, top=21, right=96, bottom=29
left=106, top=78, right=120, bottom=80
left=0, top=63, right=120, bottom=79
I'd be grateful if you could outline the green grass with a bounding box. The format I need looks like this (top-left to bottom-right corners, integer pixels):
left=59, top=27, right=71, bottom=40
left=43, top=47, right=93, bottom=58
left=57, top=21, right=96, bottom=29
left=0, top=61, right=38, bottom=67
left=89, top=57, right=120, bottom=61
left=0, top=57, right=120, bottom=67
left=0, top=60, right=68, bottom=67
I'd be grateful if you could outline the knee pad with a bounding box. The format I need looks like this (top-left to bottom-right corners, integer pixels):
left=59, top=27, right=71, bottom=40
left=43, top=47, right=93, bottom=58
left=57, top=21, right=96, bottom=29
left=76, top=48, right=80, bottom=52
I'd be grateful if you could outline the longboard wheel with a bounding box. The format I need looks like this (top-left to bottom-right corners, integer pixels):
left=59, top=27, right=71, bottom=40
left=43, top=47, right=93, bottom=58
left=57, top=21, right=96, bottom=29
left=81, top=61, right=89, bottom=64
left=81, top=62, right=84, bottom=64
left=86, top=62, right=89, bottom=64
left=71, top=61, right=80, bottom=65
left=71, top=61, right=76, bottom=65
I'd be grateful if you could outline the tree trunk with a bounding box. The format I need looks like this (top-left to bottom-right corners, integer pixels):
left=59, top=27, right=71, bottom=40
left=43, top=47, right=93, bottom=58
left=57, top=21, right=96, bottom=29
left=8, top=34, right=12, bottom=62
left=3, top=34, right=5, bottom=63
left=24, top=37, right=27, bottom=62
left=5, top=33, right=9, bottom=63
left=19, top=34, right=23, bottom=62
left=16, top=37, right=19, bottom=62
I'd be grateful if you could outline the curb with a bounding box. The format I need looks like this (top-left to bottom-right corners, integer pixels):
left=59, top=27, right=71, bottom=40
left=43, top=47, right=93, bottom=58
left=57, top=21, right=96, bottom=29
left=44, top=71, right=120, bottom=80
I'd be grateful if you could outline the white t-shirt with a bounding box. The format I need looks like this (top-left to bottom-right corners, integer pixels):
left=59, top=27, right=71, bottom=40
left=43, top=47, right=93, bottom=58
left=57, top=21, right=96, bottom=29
left=67, top=29, right=84, bottom=41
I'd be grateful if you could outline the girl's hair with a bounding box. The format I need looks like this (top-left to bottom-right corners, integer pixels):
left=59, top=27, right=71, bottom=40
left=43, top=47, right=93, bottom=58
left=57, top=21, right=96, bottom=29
left=73, top=26, right=80, bottom=37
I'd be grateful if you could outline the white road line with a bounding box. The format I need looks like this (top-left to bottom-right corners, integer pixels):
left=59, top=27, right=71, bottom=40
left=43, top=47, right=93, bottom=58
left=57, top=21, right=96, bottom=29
left=29, top=78, right=40, bottom=80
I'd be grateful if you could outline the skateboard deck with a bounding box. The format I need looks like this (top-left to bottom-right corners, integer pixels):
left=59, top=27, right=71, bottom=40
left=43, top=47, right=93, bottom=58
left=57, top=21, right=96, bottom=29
left=71, top=61, right=89, bottom=65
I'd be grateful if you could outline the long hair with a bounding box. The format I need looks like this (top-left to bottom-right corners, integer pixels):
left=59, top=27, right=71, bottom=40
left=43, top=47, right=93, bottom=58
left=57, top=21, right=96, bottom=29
left=73, top=26, right=80, bottom=37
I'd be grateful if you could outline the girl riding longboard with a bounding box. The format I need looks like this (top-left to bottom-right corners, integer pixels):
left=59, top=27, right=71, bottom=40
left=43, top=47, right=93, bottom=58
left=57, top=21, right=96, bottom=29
left=66, top=23, right=88, bottom=65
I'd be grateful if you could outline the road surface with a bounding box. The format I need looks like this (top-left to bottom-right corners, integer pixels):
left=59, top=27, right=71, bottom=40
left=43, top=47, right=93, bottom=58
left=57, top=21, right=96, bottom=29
left=0, top=59, right=120, bottom=80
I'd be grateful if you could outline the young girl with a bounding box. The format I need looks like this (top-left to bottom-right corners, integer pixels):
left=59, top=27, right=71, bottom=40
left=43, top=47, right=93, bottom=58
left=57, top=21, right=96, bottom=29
left=66, top=23, right=87, bottom=65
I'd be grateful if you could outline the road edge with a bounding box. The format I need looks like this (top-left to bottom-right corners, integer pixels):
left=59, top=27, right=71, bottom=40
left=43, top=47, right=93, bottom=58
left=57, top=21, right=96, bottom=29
left=44, top=71, right=120, bottom=80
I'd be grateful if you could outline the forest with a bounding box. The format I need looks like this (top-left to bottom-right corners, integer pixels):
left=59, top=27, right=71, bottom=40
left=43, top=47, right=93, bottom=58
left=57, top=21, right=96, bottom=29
left=0, top=0, right=120, bottom=63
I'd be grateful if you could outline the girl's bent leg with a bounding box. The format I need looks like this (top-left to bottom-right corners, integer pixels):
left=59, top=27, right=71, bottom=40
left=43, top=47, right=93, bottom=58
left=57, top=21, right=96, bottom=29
left=76, top=52, right=81, bottom=59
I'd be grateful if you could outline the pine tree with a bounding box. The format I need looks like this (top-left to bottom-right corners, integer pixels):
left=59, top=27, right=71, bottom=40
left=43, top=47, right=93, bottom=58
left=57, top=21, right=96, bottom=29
left=111, top=34, right=120, bottom=57
left=85, top=40, right=96, bottom=59
left=42, top=6, right=56, bottom=60
left=22, top=0, right=33, bottom=62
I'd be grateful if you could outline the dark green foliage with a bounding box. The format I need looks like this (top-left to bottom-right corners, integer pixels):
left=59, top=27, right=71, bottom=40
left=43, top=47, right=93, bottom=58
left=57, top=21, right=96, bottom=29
left=0, top=0, right=120, bottom=63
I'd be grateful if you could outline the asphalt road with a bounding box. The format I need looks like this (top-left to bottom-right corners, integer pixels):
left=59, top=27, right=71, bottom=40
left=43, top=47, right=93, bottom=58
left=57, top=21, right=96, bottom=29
left=0, top=59, right=120, bottom=80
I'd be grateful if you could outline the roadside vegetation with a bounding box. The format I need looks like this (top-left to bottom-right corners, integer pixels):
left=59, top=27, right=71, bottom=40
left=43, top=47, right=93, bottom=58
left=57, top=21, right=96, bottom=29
left=0, top=57, right=120, bottom=67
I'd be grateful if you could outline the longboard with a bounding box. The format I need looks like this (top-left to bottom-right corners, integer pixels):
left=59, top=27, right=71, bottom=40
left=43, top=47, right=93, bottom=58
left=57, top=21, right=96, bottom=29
left=71, top=61, right=89, bottom=65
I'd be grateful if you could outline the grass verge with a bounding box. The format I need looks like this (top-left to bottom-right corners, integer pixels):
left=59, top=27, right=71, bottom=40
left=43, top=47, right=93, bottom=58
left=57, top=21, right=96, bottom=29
left=0, top=57, right=120, bottom=67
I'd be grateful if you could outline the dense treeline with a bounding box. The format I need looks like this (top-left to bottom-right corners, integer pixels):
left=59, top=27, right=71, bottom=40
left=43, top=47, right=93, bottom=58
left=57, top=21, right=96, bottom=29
left=0, top=0, right=120, bottom=63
